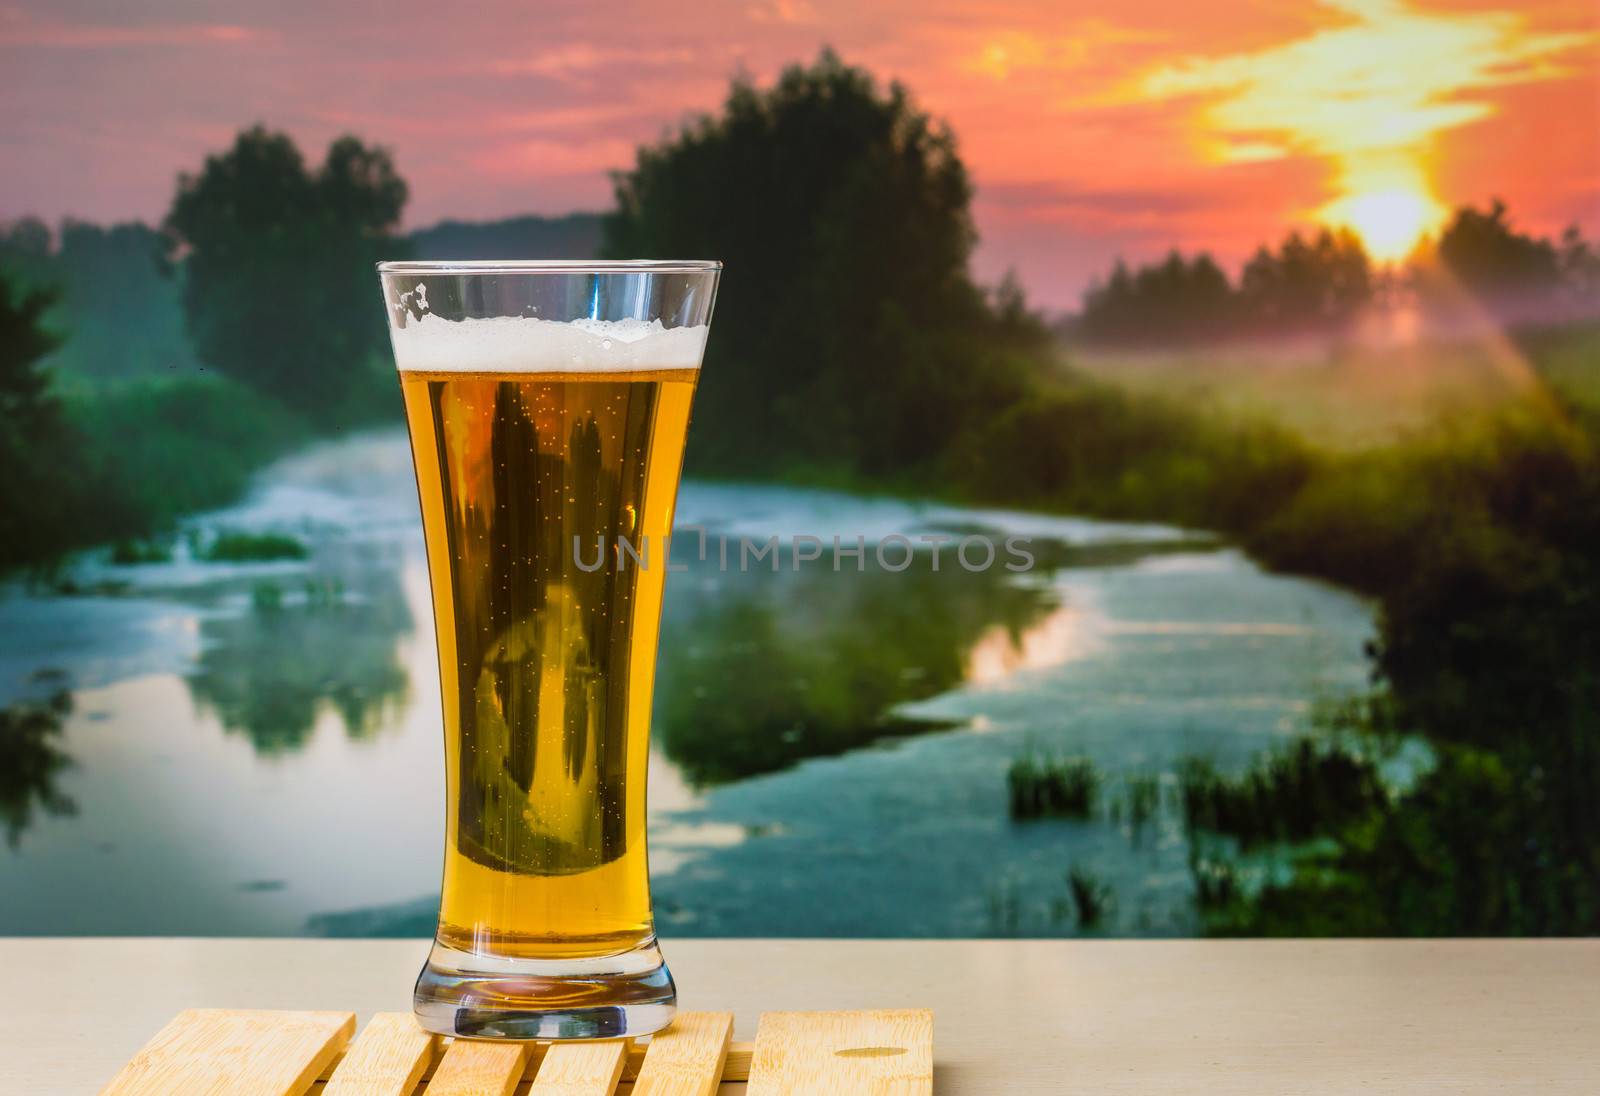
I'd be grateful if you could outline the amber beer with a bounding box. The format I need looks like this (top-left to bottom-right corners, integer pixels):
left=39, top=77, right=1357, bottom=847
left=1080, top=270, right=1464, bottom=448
left=401, top=366, right=694, bottom=957
left=380, top=261, right=719, bottom=1040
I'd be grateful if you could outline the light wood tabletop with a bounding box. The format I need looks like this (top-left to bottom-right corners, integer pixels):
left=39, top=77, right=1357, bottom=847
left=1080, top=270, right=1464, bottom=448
left=2, top=937, right=1595, bottom=1094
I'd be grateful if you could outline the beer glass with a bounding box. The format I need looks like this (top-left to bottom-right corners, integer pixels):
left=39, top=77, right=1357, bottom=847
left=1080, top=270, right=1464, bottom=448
left=376, top=260, right=720, bottom=1039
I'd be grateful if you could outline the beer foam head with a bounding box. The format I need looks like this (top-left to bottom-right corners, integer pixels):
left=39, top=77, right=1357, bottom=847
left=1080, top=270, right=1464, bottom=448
left=388, top=313, right=707, bottom=373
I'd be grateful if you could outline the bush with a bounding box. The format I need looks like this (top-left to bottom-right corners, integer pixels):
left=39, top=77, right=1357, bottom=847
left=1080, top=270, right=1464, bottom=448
left=109, top=539, right=173, bottom=565
left=64, top=375, right=306, bottom=538
left=950, top=372, right=1314, bottom=533
left=202, top=530, right=309, bottom=562
left=1180, top=739, right=1387, bottom=850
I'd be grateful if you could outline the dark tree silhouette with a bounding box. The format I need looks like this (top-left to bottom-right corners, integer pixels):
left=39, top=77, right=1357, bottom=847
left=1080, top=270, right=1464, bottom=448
left=0, top=268, right=87, bottom=569
left=0, top=273, right=59, bottom=426
left=603, top=49, right=1042, bottom=476
left=1558, top=224, right=1600, bottom=301
left=1076, top=229, right=1372, bottom=346
left=0, top=218, right=52, bottom=275
left=1429, top=199, right=1561, bottom=297
left=1237, top=227, right=1372, bottom=332
left=1080, top=250, right=1234, bottom=344
left=1411, top=198, right=1598, bottom=323
left=163, top=127, right=409, bottom=425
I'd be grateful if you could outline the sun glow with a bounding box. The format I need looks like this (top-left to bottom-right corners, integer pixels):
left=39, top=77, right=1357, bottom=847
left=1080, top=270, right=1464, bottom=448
left=1321, top=179, right=1447, bottom=261
left=1133, top=0, right=1594, bottom=260
left=1328, top=188, right=1437, bottom=260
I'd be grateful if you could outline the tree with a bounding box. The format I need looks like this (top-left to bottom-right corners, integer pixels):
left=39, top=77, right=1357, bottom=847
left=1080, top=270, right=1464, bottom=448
left=1409, top=201, right=1600, bottom=324
left=163, top=127, right=409, bottom=425
left=1237, top=227, right=1372, bottom=332
left=1079, top=250, right=1234, bottom=344
left=604, top=50, right=1040, bottom=476
left=1558, top=223, right=1600, bottom=301
left=0, top=269, right=85, bottom=568
left=1433, top=199, right=1561, bottom=296
left=1074, top=230, right=1375, bottom=346
left=0, top=218, right=52, bottom=275
left=0, top=219, right=201, bottom=381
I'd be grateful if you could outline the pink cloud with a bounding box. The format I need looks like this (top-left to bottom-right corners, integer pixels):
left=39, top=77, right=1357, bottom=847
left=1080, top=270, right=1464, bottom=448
left=0, top=0, right=1594, bottom=308
left=0, top=13, right=267, bottom=49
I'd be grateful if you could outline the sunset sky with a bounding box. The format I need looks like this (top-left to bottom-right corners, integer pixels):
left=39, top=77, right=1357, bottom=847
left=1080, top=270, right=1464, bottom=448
left=3, top=0, right=1596, bottom=307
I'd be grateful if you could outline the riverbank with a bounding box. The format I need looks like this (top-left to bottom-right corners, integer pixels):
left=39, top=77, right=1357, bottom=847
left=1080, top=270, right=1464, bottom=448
left=0, top=431, right=1375, bottom=937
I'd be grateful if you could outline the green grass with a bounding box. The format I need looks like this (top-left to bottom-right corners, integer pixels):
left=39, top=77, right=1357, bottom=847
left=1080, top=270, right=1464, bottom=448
left=1066, top=866, right=1112, bottom=928
left=1189, top=853, right=1244, bottom=913
left=1110, top=772, right=1163, bottom=833
left=1180, top=739, right=1388, bottom=850
left=1008, top=753, right=1100, bottom=820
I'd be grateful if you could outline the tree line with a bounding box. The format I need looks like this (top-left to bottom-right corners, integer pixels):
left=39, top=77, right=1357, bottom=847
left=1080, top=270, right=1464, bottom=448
left=1077, top=202, right=1600, bottom=346
left=0, top=128, right=414, bottom=571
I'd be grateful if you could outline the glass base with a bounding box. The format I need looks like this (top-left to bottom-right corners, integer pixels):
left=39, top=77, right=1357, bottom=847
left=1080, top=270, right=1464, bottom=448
left=413, top=938, right=676, bottom=1040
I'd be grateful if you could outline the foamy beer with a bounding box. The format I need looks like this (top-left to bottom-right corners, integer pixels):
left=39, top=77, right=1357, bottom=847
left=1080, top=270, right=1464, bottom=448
left=377, top=261, right=720, bottom=1038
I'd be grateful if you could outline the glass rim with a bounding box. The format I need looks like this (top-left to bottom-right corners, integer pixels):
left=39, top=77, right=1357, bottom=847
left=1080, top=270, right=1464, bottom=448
left=376, top=259, right=722, bottom=275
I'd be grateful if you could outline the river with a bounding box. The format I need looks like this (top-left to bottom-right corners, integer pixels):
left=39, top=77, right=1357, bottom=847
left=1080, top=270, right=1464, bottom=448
left=0, top=431, right=1374, bottom=937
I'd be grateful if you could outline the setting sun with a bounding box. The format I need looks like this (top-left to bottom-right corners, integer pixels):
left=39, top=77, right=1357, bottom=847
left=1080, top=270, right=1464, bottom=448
left=1135, top=0, right=1592, bottom=273
left=1322, top=186, right=1446, bottom=261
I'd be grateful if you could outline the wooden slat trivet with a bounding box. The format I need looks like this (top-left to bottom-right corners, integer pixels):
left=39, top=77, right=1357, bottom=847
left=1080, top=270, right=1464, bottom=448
left=323, top=1012, right=433, bottom=1096
left=101, top=1007, right=932, bottom=1095
left=102, top=1009, right=355, bottom=1096
left=424, top=1038, right=530, bottom=1096
left=631, top=1011, right=733, bottom=1096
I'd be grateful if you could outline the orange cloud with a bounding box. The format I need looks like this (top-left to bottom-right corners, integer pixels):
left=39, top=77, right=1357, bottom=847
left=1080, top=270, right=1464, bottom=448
left=1129, top=0, right=1595, bottom=255
left=1137, top=0, right=1592, bottom=164
left=961, top=21, right=1158, bottom=81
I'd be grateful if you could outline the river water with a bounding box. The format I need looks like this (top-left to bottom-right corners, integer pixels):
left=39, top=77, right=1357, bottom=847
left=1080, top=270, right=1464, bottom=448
left=0, top=431, right=1374, bottom=937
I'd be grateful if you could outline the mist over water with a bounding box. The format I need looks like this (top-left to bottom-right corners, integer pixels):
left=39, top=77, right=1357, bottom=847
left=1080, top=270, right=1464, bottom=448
left=0, top=431, right=1372, bottom=938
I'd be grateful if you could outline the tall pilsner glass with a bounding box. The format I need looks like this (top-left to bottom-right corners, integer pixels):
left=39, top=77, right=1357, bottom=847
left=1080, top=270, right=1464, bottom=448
left=376, top=261, right=720, bottom=1039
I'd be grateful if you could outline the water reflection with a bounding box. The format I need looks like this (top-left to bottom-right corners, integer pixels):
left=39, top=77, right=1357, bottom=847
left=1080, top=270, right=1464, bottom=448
left=0, top=431, right=1380, bottom=937
left=0, top=687, right=75, bottom=848
left=966, top=602, right=1098, bottom=687
left=186, top=571, right=413, bottom=754
left=651, top=546, right=1062, bottom=784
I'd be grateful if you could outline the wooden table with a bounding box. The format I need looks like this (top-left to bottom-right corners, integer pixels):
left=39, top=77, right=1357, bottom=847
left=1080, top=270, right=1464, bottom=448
left=3, top=938, right=1596, bottom=1093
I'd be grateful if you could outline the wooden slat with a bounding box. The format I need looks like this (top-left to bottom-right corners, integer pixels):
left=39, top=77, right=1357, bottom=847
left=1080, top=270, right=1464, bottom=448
left=611, top=1085, right=746, bottom=1096
left=527, top=1040, right=629, bottom=1096
left=424, top=1039, right=532, bottom=1096
left=100, top=1008, right=354, bottom=1096
left=316, top=1038, right=755, bottom=1087
left=622, top=1040, right=750, bottom=1084
left=631, top=1012, right=734, bottom=1096
left=719, top=1042, right=752, bottom=1083
left=323, top=1013, right=437, bottom=1096
left=746, top=1010, right=932, bottom=1096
